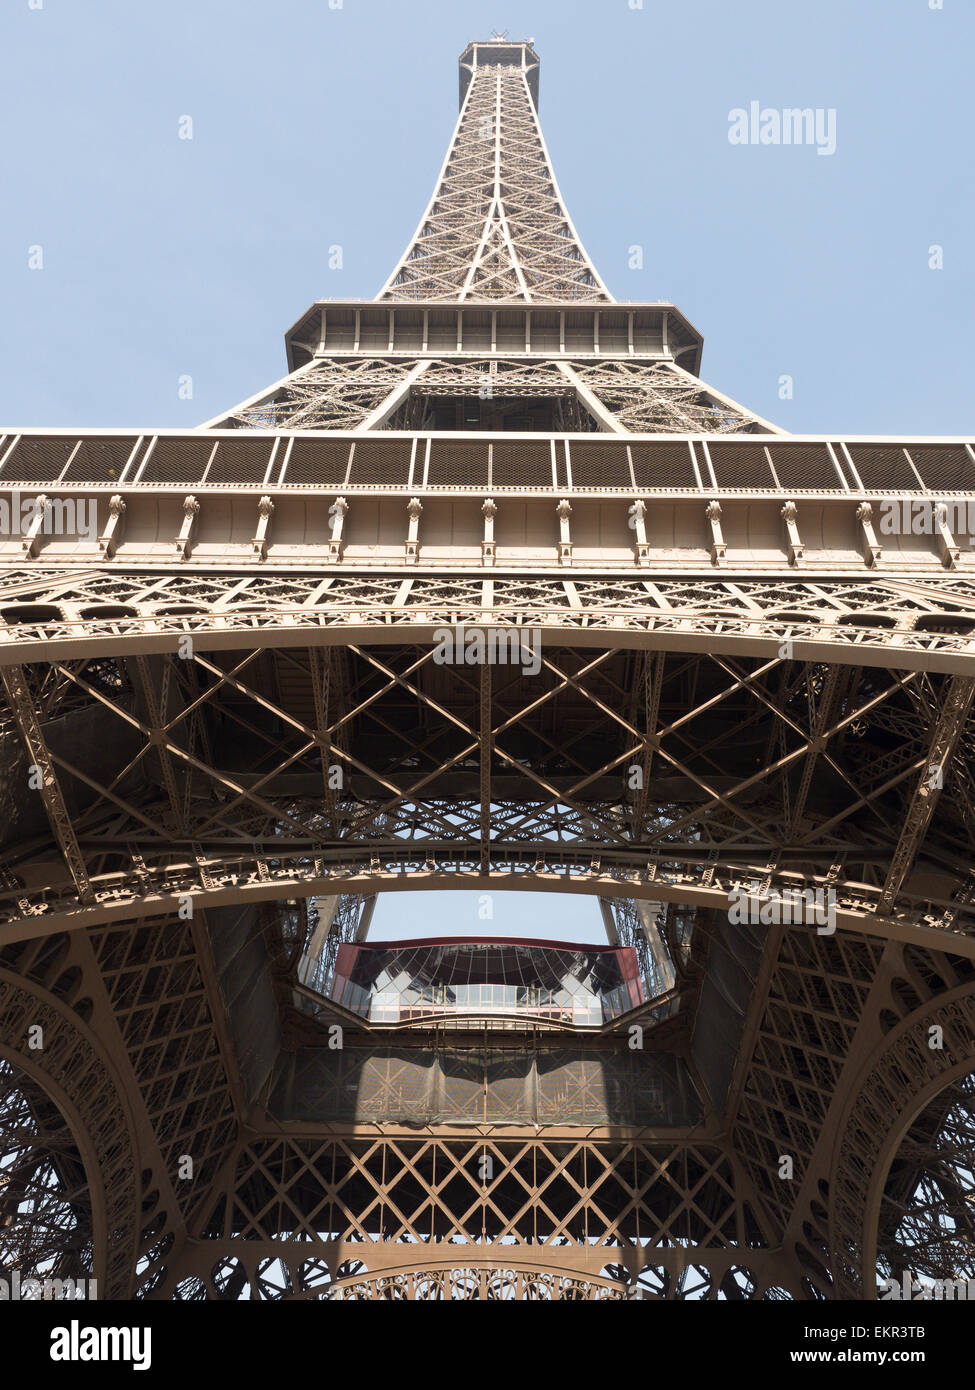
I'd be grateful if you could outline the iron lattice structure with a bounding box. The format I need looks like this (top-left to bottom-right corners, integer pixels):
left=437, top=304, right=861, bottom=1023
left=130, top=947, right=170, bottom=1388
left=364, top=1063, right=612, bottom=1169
left=2, top=36, right=975, bottom=1302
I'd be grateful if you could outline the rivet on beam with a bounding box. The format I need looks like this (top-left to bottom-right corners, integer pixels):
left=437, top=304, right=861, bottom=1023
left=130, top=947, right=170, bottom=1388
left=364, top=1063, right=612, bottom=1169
left=328, top=496, right=348, bottom=561
left=856, top=501, right=882, bottom=568
left=705, top=499, right=726, bottom=566
left=481, top=497, right=497, bottom=565
left=98, top=494, right=126, bottom=558
left=934, top=501, right=960, bottom=569
left=253, top=495, right=275, bottom=561
left=630, top=497, right=650, bottom=565
left=406, top=497, right=423, bottom=564
left=176, top=495, right=200, bottom=560
left=556, top=498, right=573, bottom=564
left=781, top=499, right=804, bottom=566
left=20, top=493, right=48, bottom=557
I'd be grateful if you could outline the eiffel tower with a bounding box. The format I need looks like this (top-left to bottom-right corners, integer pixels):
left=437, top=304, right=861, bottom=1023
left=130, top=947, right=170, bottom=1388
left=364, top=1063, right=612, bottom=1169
left=2, top=36, right=975, bottom=1304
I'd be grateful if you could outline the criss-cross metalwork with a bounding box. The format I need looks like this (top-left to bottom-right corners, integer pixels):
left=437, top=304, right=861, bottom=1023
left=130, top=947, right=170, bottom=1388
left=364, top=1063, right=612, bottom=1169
left=2, top=36, right=974, bottom=1302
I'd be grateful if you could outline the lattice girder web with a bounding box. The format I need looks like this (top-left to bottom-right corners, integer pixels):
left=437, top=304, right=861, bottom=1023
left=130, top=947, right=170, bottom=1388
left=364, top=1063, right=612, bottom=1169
left=0, top=632, right=971, bottom=931
left=380, top=58, right=610, bottom=304
left=3, top=35, right=975, bottom=1304
left=204, top=36, right=772, bottom=436
left=0, top=1058, right=94, bottom=1284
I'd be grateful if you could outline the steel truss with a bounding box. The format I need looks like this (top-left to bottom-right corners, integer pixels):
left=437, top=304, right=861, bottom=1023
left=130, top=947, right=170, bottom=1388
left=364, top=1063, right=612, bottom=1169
left=5, top=904, right=975, bottom=1300
left=3, top=571, right=975, bottom=669
left=0, top=620, right=972, bottom=936
left=380, top=52, right=610, bottom=304
left=213, top=358, right=765, bottom=434
left=3, top=34, right=975, bottom=1303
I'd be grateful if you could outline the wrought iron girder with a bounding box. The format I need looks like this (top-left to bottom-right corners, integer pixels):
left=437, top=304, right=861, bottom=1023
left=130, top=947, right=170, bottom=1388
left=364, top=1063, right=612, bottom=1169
left=0, top=632, right=970, bottom=940
left=380, top=63, right=609, bottom=303
left=2, top=572, right=975, bottom=676
left=0, top=665, right=94, bottom=905
left=876, top=675, right=975, bottom=915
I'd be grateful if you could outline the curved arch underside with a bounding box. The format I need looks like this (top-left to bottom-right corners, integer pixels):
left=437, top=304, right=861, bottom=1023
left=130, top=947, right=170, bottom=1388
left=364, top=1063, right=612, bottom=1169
left=0, top=972, right=141, bottom=1299
left=5, top=22, right=975, bottom=1301
left=0, top=1056, right=95, bottom=1286
left=3, top=570, right=975, bottom=674
left=0, top=611, right=973, bottom=940
left=1, top=617, right=975, bottom=1299
left=174, top=1256, right=784, bottom=1301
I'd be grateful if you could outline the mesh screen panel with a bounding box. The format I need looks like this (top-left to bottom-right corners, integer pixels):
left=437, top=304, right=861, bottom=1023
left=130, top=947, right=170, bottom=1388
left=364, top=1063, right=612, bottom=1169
left=139, top=439, right=215, bottom=484
left=707, top=442, right=776, bottom=490
left=436, top=1051, right=485, bottom=1123
left=427, top=441, right=490, bottom=488
left=283, top=439, right=352, bottom=487
left=491, top=440, right=553, bottom=488
left=847, top=446, right=921, bottom=490
left=349, top=439, right=413, bottom=488
left=274, top=1045, right=701, bottom=1127
left=906, top=445, right=974, bottom=492
left=204, top=438, right=276, bottom=485
left=1, top=436, right=77, bottom=483
left=766, top=443, right=843, bottom=491
left=61, top=437, right=141, bottom=483
left=630, top=441, right=697, bottom=489
left=568, top=441, right=632, bottom=489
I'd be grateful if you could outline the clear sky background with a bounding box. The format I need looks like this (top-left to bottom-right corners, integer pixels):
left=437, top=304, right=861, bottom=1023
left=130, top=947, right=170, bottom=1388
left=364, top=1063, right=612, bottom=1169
left=1, top=0, right=971, bottom=941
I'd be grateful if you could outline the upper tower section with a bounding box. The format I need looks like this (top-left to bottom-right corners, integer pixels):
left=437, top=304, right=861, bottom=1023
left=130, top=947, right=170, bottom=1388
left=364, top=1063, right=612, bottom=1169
left=379, top=37, right=612, bottom=305
left=457, top=37, right=540, bottom=110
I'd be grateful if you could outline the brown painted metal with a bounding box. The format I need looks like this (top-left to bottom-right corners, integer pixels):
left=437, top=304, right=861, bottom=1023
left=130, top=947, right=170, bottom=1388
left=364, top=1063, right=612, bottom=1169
left=1, top=37, right=974, bottom=1303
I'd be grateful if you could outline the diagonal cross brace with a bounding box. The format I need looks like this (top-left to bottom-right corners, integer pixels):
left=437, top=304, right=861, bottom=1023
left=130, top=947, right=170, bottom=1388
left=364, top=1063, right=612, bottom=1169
left=877, top=674, right=975, bottom=916
left=1, top=664, right=94, bottom=905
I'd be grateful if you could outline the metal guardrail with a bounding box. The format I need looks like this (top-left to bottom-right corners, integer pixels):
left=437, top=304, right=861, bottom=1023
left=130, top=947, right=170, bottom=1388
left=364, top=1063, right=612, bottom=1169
left=0, top=431, right=973, bottom=494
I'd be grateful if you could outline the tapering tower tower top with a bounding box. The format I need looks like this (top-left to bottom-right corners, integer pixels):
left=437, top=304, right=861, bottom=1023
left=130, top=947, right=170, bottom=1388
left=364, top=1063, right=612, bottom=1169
left=379, top=37, right=612, bottom=304
left=457, top=37, right=540, bottom=109
left=213, top=35, right=780, bottom=432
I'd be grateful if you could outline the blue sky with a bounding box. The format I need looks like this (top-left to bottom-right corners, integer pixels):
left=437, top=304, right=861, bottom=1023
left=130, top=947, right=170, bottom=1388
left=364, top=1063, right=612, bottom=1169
left=1, top=0, right=971, bottom=435
left=2, top=0, right=970, bottom=942
left=368, top=887, right=601, bottom=944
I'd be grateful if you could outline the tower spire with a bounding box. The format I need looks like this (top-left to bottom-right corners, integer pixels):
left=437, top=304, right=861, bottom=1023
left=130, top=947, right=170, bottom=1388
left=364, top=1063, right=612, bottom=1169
left=379, top=39, right=612, bottom=303
left=3, top=25, right=973, bottom=1315
left=204, top=37, right=780, bottom=435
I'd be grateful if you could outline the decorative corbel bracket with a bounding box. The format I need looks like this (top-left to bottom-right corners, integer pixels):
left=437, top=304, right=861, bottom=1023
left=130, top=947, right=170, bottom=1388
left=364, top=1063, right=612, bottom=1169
left=855, top=501, right=882, bottom=568
left=934, top=502, right=960, bottom=569
left=406, top=497, right=423, bottom=564
left=481, top=497, right=497, bottom=565
left=98, top=494, right=126, bottom=558
left=705, top=499, right=726, bottom=566
left=20, top=493, right=48, bottom=557
left=557, top=498, right=572, bottom=564
left=781, top=500, right=804, bottom=566
left=629, top=498, right=649, bottom=564
left=328, top=496, right=348, bottom=561
left=252, top=495, right=275, bottom=561
left=176, top=495, right=200, bottom=560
